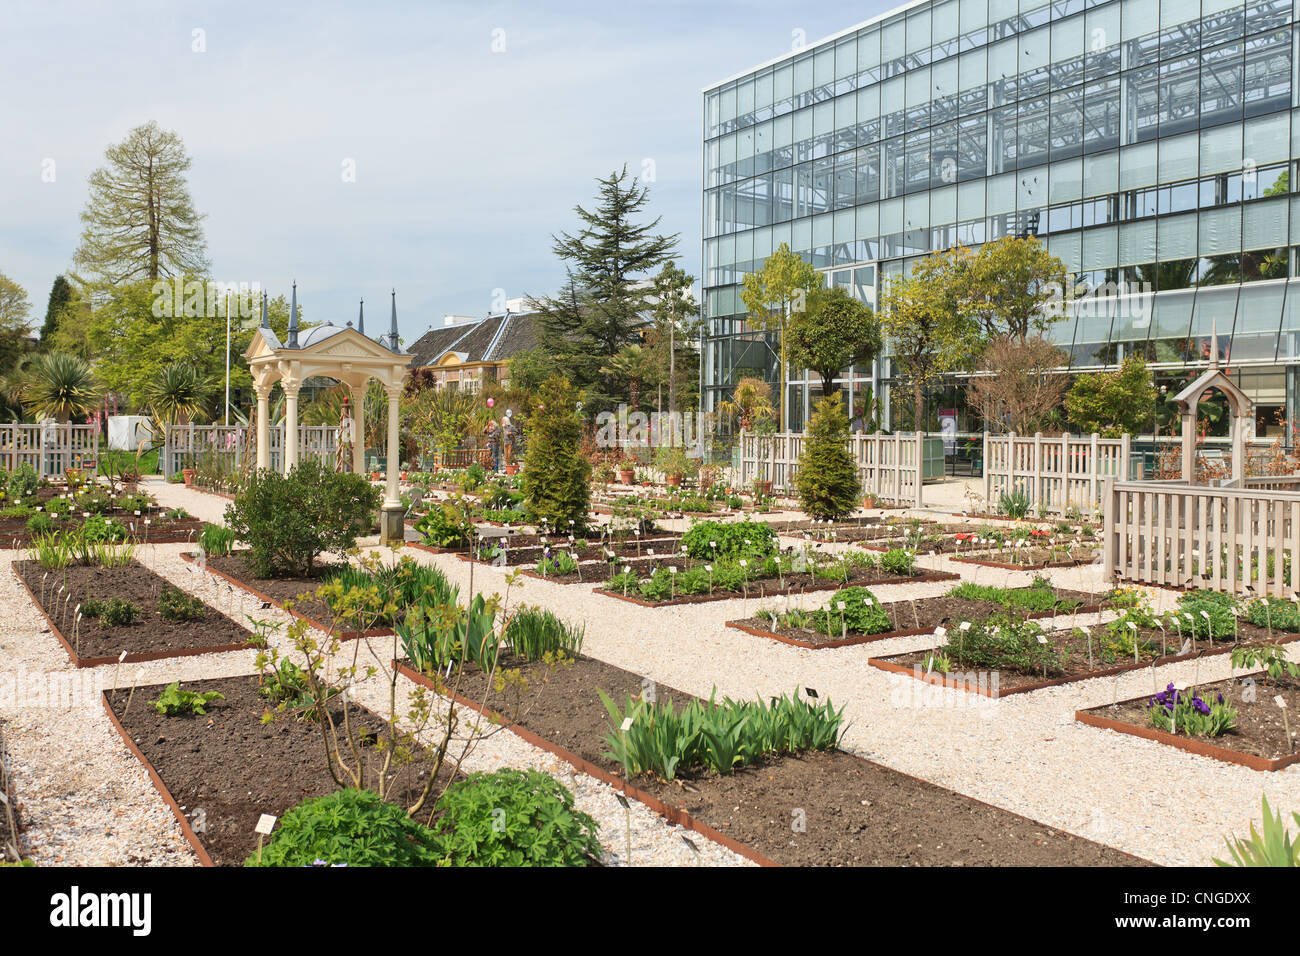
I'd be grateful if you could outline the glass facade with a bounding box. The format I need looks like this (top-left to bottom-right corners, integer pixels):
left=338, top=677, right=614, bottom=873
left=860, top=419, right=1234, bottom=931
left=702, top=0, right=1300, bottom=439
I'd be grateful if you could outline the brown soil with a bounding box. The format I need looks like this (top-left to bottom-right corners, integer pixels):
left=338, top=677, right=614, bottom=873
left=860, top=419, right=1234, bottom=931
left=733, top=587, right=1101, bottom=647
left=205, top=552, right=343, bottom=626
left=865, top=536, right=1100, bottom=558
left=422, top=654, right=1142, bottom=866
left=879, top=618, right=1298, bottom=692
left=15, top=559, right=255, bottom=662
left=596, top=564, right=959, bottom=606
left=951, top=547, right=1099, bottom=569
left=1090, top=674, right=1300, bottom=761
left=108, top=674, right=457, bottom=867
left=473, top=534, right=683, bottom=567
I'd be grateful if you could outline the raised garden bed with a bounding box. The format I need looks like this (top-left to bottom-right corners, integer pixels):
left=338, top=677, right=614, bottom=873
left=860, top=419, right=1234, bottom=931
left=1076, top=673, right=1300, bottom=772
left=596, top=565, right=960, bottom=607
left=950, top=547, right=1100, bottom=570
left=396, top=654, right=1143, bottom=866
left=103, top=675, right=456, bottom=866
left=461, top=534, right=683, bottom=569
left=188, top=552, right=391, bottom=641
left=729, top=586, right=1103, bottom=650
left=870, top=618, right=1300, bottom=698
left=14, top=559, right=256, bottom=667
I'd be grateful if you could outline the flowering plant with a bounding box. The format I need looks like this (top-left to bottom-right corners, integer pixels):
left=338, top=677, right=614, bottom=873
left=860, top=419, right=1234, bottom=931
left=1146, top=683, right=1236, bottom=737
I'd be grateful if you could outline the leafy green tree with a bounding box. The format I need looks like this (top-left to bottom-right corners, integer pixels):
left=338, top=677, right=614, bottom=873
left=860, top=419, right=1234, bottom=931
left=531, top=167, right=677, bottom=410
left=72, top=121, right=210, bottom=284
left=1064, top=355, right=1156, bottom=438
left=786, top=284, right=882, bottom=396
left=521, top=376, right=591, bottom=530
left=505, top=348, right=557, bottom=397
left=877, top=248, right=981, bottom=430
left=793, top=393, right=860, bottom=520
left=0, top=271, right=33, bottom=381
left=740, top=242, right=824, bottom=431
left=961, top=236, right=1069, bottom=342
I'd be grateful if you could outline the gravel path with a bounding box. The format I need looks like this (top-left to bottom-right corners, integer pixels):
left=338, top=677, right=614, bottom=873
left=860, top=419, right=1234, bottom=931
left=7, top=480, right=1294, bottom=867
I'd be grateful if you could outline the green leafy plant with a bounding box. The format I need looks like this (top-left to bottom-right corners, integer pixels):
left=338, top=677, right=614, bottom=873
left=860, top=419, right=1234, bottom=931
left=998, top=488, right=1031, bottom=519
left=1215, top=795, right=1300, bottom=867
left=198, top=522, right=236, bottom=557
left=879, top=548, right=916, bottom=576
left=152, top=681, right=225, bottom=716
left=1231, top=644, right=1299, bottom=684
left=159, top=584, right=205, bottom=622
left=246, top=788, right=443, bottom=867
left=84, top=596, right=142, bottom=627
left=223, top=459, right=381, bottom=577
left=413, top=500, right=474, bottom=549
left=503, top=606, right=584, bottom=661
left=397, top=593, right=498, bottom=673
left=1146, top=683, right=1236, bottom=737
left=940, top=617, right=1062, bottom=675
left=428, top=769, right=601, bottom=867
left=680, top=519, right=777, bottom=560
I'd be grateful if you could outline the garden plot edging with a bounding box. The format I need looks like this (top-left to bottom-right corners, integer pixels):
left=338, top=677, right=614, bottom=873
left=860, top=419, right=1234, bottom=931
left=1075, top=704, right=1300, bottom=772
left=392, top=660, right=778, bottom=867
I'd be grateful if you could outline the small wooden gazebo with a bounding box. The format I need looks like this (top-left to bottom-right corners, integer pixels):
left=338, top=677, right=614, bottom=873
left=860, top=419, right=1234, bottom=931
left=245, top=284, right=411, bottom=544
left=1171, top=325, right=1253, bottom=485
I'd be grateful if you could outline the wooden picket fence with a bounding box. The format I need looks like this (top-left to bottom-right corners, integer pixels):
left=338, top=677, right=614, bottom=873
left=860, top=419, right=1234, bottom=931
left=984, top=432, right=1131, bottom=517
left=1102, top=478, right=1300, bottom=597
left=0, top=423, right=100, bottom=478
left=737, top=430, right=925, bottom=506
left=163, top=424, right=338, bottom=478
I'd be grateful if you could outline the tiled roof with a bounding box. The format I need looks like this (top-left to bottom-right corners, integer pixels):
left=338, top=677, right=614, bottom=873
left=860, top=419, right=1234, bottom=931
left=409, top=312, right=541, bottom=367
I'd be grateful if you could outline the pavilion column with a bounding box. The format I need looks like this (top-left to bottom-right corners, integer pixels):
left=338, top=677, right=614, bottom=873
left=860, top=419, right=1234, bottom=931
left=351, top=382, right=367, bottom=476
left=282, top=377, right=301, bottom=474
left=1231, top=413, right=1249, bottom=484
left=380, top=382, right=404, bottom=545
left=255, top=384, right=271, bottom=472
left=1181, top=409, right=1197, bottom=485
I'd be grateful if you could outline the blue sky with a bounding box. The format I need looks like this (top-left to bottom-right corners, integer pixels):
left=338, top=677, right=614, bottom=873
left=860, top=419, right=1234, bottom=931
left=0, top=0, right=892, bottom=345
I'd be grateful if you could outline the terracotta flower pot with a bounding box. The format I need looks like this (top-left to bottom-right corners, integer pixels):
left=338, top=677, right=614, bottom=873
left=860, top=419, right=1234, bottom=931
left=754, top=480, right=772, bottom=496
left=862, top=494, right=877, bottom=509
left=617, top=468, right=635, bottom=485
left=665, top=473, right=683, bottom=488
left=181, top=468, right=196, bottom=487
left=505, top=464, right=519, bottom=475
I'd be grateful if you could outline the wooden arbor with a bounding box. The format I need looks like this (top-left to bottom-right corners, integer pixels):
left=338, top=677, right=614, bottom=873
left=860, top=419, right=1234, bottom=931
left=245, top=286, right=411, bottom=544
left=1170, top=328, right=1254, bottom=485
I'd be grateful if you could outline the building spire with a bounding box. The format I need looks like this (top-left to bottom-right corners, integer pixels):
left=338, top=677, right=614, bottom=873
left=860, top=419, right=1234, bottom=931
left=1210, top=319, right=1219, bottom=370
left=357, top=298, right=365, bottom=335
left=259, top=290, right=268, bottom=329
left=287, top=280, right=299, bottom=348
left=388, top=288, right=399, bottom=350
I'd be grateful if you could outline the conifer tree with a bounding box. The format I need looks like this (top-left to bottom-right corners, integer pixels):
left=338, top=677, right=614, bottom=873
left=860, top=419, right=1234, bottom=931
left=40, top=275, right=73, bottom=345
left=522, top=375, right=591, bottom=530
left=531, top=167, right=677, bottom=411
left=793, top=393, right=860, bottom=520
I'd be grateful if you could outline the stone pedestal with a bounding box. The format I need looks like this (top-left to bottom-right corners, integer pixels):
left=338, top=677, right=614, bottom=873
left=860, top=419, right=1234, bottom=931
left=380, top=502, right=406, bottom=546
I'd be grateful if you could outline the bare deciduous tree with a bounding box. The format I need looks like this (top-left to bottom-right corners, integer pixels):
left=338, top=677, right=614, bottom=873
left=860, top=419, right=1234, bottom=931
left=968, top=335, right=1067, bottom=435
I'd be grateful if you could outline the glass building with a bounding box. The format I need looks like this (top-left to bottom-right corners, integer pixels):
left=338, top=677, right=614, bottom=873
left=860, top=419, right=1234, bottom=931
left=701, top=0, right=1300, bottom=442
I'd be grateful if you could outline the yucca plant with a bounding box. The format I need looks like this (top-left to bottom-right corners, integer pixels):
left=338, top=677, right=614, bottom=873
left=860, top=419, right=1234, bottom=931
left=1216, top=796, right=1300, bottom=867
left=20, top=351, right=102, bottom=422
left=146, top=361, right=215, bottom=428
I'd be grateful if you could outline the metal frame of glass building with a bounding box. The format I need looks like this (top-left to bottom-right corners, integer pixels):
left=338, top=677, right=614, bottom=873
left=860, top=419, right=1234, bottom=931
left=701, top=0, right=1300, bottom=442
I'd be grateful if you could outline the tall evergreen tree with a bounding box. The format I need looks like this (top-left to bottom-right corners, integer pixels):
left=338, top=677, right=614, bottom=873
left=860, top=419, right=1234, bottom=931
left=521, top=376, right=591, bottom=531
left=531, top=167, right=677, bottom=411
left=72, top=121, right=210, bottom=285
left=40, top=275, right=73, bottom=345
left=793, top=393, right=860, bottom=520
left=646, top=260, right=700, bottom=415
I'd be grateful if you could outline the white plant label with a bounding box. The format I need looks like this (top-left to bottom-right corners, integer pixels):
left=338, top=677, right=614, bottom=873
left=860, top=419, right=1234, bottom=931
left=255, top=813, right=277, bottom=835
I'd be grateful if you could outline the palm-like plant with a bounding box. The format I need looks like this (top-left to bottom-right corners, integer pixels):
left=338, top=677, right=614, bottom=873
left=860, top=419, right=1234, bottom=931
left=20, top=351, right=102, bottom=422
left=718, top=376, right=775, bottom=432
left=145, top=362, right=214, bottom=428
left=600, top=344, right=651, bottom=410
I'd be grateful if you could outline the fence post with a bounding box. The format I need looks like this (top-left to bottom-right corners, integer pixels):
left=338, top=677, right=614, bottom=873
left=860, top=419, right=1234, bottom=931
left=914, top=431, right=924, bottom=509
left=1102, top=477, right=1115, bottom=581
left=1033, top=432, right=1043, bottom=513
left=1119, top=432, right=1131, bottom=483
left=1060, top=431, right=1071, bottom=514
left=1091, top=432, right=1102, bottom=512
left=982, top=430, right=990, bottom=512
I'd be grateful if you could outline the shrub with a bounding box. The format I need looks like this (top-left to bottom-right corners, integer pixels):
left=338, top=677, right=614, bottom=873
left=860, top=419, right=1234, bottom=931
left=84, top=597, right=142, bottom=627
left=680, top=519, right=777, bottom=560
left=1176, top=590, right=1238, bottom=640
left=7, top=464, right=39, bottom=500
left=879, top=548, right=916, bottom=576
left=152, top=681, right=224, bottom=716
left=998, top=489, right=1031, bottom=519
left=824, top=586, right=891, bottom=634
left=413, top=501, right=473, bottom=548
left=159, top=584, right=206, bottom=622
left=941, top=617, right=1062, bottom=674
left=26, top=513, right=54, bottom=536
left=792, top=393, right=860, bottom=520
left=224, top=459, right=380, bottom=577
left=429, top=769, right=601, bottom=867
left=521, top=376, right=591, bottom=531
left=246, top=789, right=443, bottom=867
left=79, top=513, right=127, bottom=543
left=1244, top=597, right=1300, bottom=633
